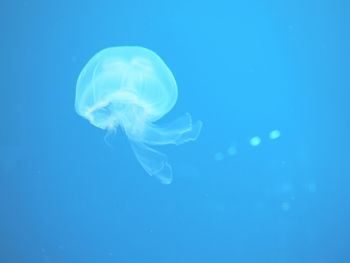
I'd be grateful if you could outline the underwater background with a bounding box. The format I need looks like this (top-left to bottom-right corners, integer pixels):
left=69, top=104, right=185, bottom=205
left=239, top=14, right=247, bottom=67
left=1, top=0, right=350, bottom=262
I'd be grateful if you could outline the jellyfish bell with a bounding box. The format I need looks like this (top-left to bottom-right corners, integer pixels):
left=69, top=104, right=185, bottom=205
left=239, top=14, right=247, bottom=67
left=75, top=46, right=202, bottom=184
left=75, top=47, right=177, bottom=127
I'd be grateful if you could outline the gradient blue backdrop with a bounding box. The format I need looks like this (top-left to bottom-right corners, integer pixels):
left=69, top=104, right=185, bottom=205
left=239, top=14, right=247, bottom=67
left=1, top=0, right=350, bottom=262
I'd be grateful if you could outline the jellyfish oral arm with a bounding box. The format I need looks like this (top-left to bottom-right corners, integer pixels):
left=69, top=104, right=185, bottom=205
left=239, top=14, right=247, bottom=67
left=130, top=113, right=203, bottom=146
left=128, top=113, right=202, bottom=184
left=130, top=141, right=173, bottom=184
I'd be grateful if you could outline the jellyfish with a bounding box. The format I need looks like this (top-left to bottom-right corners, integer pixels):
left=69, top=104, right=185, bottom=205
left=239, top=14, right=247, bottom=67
left=75, top=46, right=202, bottom=184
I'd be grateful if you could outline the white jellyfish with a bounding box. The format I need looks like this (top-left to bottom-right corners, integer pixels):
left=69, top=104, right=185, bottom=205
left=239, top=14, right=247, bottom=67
left=75, top=46, right=202, bottom=184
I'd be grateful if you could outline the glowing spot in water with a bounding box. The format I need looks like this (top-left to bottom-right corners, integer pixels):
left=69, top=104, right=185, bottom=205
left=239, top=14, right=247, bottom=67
left=227, top=145, right=237, bottom=156
left=281, top=202, right=291, bottom=211
left=214, top=152, right=224, bottom=161
left=249, top=136, right=261, bottom=146
left=269, top=129, right=281, bottom=140
left=307, top=182, right=317, bottom=193
left=280, top=183, right=294, bottom=194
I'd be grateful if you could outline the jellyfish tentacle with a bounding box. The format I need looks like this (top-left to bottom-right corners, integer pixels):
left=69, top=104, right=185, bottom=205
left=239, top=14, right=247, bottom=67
left=130, top=141, right=173, bottom=184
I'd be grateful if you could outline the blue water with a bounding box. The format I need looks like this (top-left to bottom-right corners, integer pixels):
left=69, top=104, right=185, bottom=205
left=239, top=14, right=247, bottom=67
left=1, top=1, right=350, bottom=262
